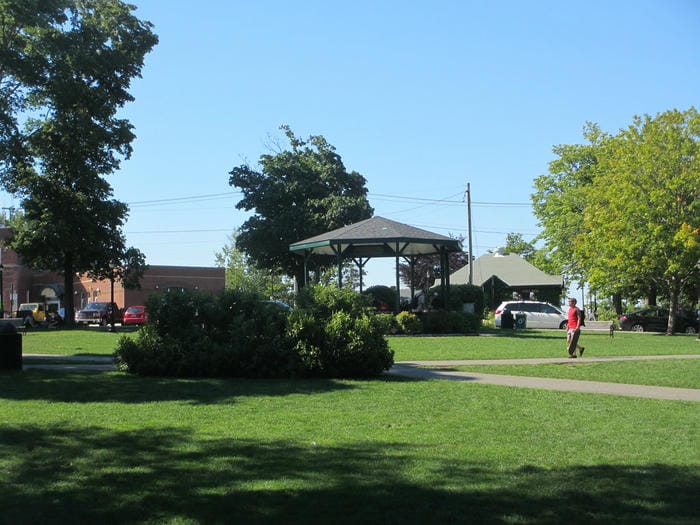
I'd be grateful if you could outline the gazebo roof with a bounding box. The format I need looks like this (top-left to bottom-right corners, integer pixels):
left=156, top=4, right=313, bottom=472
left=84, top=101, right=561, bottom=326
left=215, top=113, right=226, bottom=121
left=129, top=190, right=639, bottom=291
left=289, top=216, right=462, bottom=258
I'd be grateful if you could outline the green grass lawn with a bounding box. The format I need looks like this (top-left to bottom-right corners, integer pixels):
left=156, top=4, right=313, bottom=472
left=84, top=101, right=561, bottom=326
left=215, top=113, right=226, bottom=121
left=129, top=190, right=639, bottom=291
left=450, top=359, right=700, bottom=389
left=389, top=329, right=700, bottom=361
left=19, top=327, right=136, bottom=356
left=1, top=370, right=698, bottom=524
left=3, top=328, right=699, bottom=523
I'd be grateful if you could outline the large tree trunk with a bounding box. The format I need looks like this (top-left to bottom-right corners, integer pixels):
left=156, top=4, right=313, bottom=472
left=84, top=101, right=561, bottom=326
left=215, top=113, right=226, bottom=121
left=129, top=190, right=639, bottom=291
left=612, top=293, right=623, bottom=315
left=666, top=277, right=681, bottom=335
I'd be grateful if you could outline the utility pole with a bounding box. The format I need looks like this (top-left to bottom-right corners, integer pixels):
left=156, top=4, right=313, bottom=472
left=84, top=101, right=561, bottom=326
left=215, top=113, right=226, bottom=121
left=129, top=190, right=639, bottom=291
left=466, top=183, right=473, bottom=285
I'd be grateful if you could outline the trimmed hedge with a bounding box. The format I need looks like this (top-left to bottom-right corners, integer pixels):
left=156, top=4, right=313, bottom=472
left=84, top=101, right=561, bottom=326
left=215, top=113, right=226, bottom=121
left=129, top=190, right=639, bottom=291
left=417, top=311, right=481, bottom=334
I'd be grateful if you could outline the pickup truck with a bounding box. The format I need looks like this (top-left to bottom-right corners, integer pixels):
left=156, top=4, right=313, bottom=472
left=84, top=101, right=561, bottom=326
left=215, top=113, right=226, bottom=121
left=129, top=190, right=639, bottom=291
left=75, top=302, right=123, bottom=326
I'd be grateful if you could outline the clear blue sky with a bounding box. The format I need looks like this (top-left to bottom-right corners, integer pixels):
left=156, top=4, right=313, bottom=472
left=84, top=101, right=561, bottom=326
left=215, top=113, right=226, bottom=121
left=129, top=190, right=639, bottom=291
left=3, top=0, right=698, bottom=287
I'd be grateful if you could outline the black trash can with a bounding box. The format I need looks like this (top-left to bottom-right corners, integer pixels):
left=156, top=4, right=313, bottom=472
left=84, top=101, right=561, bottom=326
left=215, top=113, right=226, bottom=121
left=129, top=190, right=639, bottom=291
left=0, top=322, right=22, bottom=370
left=501, top=309, right=514, bottom=329
left=515, top=312, right=527, bottom=329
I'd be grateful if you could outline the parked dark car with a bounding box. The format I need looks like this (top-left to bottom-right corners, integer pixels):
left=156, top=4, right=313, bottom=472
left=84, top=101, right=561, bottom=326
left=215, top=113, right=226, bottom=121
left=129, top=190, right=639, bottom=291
left=618, top=306, right=698, bottom=333
left=75, top=302, right=123, bottom=326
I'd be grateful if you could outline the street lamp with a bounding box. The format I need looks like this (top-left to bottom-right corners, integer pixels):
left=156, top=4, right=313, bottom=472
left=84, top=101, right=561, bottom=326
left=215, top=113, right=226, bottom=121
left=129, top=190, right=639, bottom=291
left=0, top=263, right=4, bottom=319
left=108, top=266, right=116, bottom=332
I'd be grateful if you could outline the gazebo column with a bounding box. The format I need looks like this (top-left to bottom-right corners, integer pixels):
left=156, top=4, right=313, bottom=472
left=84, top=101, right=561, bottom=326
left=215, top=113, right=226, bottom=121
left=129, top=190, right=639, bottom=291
left=403, top=256, right=417, bottom=308
left=440, top=247, right=448, bottom=308
left=395, top=243, right=401, bottom=313
left=352, top=257, right=369, bottom=293
left=335, top=243, right=343, bottom=288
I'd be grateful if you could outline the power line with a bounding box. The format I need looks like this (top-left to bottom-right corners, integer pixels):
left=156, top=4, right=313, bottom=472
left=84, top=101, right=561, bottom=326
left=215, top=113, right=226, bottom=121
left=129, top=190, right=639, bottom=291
left=127, top=192, right=240, bottom=208
left=124, top=190, right=530, bottom=210
left=127, top=228, right=232, bottom=234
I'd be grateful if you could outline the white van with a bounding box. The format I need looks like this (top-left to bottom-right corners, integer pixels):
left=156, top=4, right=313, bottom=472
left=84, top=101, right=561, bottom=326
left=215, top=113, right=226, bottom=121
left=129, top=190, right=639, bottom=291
left=494, top=300, right=568, bottom=329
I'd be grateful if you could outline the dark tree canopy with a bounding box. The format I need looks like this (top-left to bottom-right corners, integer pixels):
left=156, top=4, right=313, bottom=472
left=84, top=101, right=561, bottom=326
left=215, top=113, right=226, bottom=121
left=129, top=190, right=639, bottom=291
left=0, top=0, right=158, bottom=324
left=229, top=126, right=373, bottom=286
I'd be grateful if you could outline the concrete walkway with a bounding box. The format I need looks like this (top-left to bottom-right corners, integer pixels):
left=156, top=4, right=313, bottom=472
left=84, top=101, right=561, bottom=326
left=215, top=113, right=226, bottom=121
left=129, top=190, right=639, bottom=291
left=20, top=353, right=700, bottom=402
left=388, top=355, right=700, bottom=402
left=21, top=353, right=116, bottom=372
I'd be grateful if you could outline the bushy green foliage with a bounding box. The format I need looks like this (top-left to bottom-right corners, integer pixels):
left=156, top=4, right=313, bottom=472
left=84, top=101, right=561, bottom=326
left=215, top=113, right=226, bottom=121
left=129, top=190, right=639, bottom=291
left=395, top=311, right=422, bottom=334
left=374, top=313, right=398, bottom=334
left=448, top=284, right=484, bottom=315
left=430, top=284, right=485, bottom=315
left=114, top=290, right=298, bottom=377
left=114, top=286, right=394, bottom=379
left=363, top=285, right=396, bottom=311
left=418, top=311, right=480, bottom=334
left=287, top=286, right=394, bottom=377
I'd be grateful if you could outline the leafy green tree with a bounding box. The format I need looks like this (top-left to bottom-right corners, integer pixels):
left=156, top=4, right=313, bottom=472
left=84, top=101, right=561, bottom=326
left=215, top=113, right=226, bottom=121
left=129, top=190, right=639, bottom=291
left=0, top=0, right=158, bottom=325
left=314, top=261, right=363, bottom=290
left=580, top=108, right=700, bottom=333
left=504, top=233, right=535, bottom=261
left=532, top=123, right=608, bottom=281
left=532, top=123, right=628, bottom=311
left=534, top=108, right=700, bottom=333
left=229, top=126, right=373, bottom=288
left=215, top=230, right=294, bottom=302
left=503, top=232, right=561, bottom=284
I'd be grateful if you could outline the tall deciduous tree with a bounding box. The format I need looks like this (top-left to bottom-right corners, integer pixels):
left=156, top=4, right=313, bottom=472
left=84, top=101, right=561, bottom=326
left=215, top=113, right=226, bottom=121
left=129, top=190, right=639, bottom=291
left=504, top=233, right=561, bottom=284
left=229, top=126, right=373, bottom=288
left=531, top=123, right=608, bottom=280
left=580, top=108, right=700, bottom=333
left=215, top=230, right=294, bottom=302
left=503, top=233, right=535, bottom=261
left=0, top=0, right=157, bottom=325
left=533, top=108, right=700, bottom=333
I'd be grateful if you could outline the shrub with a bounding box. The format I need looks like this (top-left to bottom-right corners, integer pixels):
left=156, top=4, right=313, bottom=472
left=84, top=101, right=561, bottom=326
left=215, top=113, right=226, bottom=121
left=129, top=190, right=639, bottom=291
left=447, top=284, right=485, bottom=317
left=374, top=313, right=398, bottom=334
left=395, top=311, right=422, bottom=334
left=287, top=285, right=394, bottom=377
left=363, top=285, right=396, bottom=311
left=429, top=284, right=485, bottom=316
left=115, top=286, right=394, bottom=379
left=114, top=289, right=298, bottom=377
left=418, top=311, right=480, bottom=334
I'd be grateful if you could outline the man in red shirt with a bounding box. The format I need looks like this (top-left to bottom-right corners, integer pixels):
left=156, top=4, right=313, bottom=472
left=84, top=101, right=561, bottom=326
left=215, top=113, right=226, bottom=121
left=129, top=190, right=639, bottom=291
left=566, top=297, right=585, bottom=358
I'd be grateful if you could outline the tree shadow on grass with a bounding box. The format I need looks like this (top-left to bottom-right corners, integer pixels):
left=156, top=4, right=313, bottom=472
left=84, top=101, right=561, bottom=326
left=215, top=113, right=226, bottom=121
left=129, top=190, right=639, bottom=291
left=0, top=370, right=356, bottom=404
left=0, top=423, right=697, bottom=524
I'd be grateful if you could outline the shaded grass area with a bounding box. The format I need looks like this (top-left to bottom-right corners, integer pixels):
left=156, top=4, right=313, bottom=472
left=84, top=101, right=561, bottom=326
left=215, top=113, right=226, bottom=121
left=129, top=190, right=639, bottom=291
left=1, top=370, right=698, bottom=524
left=390, top=330, right=700, bottom=361
left=451, top=359, right=700, bottom=389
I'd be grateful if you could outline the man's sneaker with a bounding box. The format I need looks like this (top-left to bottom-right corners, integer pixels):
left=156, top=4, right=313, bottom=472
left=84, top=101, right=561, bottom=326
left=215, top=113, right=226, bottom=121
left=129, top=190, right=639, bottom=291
left=579, top=347, right=585, bottom=357
left=568, top=354, right=577, bottom=358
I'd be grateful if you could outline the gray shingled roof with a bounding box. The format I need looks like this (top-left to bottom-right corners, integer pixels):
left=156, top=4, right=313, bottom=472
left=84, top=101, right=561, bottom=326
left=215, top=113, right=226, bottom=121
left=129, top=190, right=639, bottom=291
left=450, top=253, right=562, bottom=287
left=290, top=216, right=462, bottom=257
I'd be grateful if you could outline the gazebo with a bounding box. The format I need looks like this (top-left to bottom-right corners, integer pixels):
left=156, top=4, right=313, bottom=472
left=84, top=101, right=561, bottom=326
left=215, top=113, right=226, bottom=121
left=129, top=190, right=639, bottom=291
left=289, top=216, right=463, bottom=311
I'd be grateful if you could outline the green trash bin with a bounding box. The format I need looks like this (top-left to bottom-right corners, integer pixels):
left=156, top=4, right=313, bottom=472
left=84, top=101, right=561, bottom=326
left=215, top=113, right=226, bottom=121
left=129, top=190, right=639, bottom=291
left=514, top=312, right=527, bottom=329
left=0, top=322, right=22, bottom=370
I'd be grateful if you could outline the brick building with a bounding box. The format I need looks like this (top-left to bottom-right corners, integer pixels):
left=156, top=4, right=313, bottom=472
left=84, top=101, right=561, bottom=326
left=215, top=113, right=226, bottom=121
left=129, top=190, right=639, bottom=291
left=0, top=228, right=225, bottom=317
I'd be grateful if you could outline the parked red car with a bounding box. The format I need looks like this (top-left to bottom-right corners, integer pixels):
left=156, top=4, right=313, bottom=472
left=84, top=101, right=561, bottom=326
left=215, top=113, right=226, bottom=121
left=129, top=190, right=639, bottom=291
left=122, top=305, right=148, bottom=326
